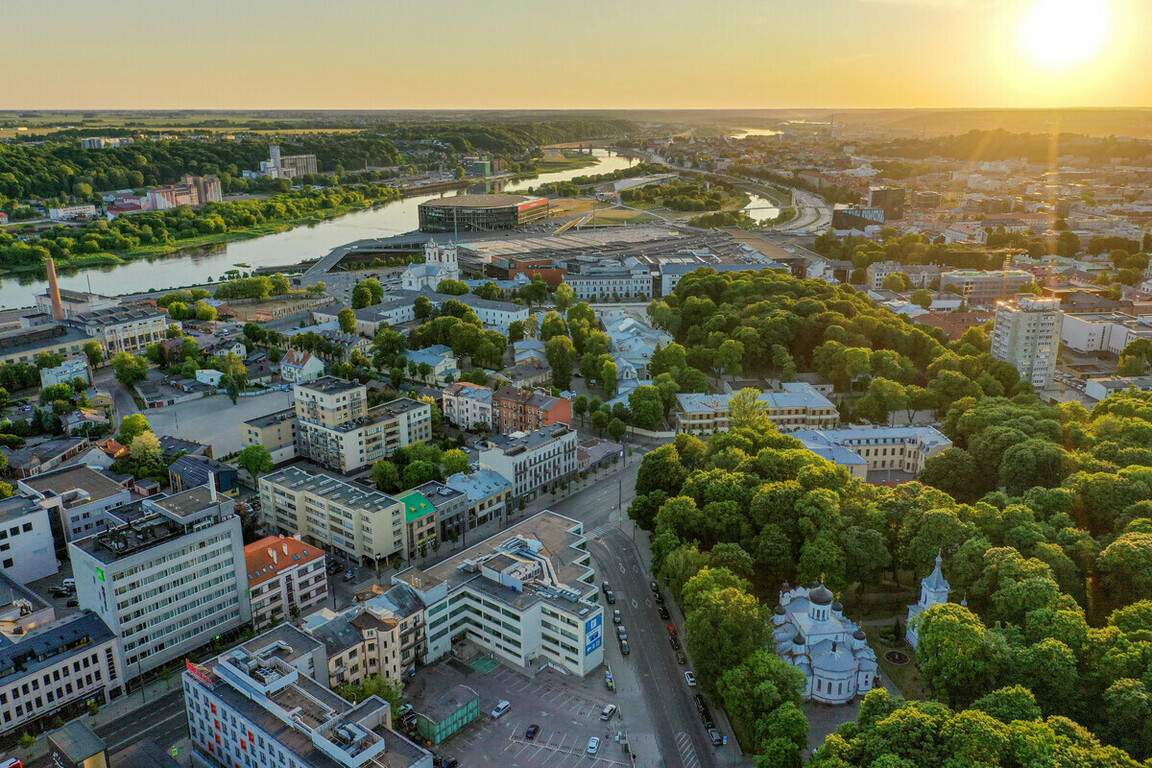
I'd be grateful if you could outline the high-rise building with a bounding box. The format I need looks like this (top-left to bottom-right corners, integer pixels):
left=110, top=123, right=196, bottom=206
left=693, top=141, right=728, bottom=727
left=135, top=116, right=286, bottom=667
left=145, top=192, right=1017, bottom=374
left=68, top=484, right=250, bottom=676
left=990, top=296, right=1064, bottom=390
left=868, top=186, right=906, bottom=221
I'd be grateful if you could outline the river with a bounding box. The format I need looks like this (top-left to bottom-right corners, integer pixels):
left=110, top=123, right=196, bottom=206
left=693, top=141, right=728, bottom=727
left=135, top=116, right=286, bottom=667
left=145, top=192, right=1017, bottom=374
left=0, top=149, right=640, bottom=309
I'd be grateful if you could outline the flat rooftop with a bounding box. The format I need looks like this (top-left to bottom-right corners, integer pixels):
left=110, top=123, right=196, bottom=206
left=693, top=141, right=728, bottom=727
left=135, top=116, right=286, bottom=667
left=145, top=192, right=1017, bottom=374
left=22, top=464, right=128, bottom=504
left=245, top=407, right=297, bottom=429
left=264, top=467, right=402, bottom=514
left=296, top=376, right=364, bottom=396
left=419, top=194, right=538, bottom=209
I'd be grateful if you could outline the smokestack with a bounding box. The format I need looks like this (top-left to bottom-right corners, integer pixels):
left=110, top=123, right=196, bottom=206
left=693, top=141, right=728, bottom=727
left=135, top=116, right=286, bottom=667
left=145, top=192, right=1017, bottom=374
left=45, top=258, right=65, bottom=321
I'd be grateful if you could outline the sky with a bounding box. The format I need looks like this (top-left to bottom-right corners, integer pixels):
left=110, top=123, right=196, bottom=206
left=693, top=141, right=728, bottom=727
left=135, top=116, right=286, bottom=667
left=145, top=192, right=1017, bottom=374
left=2, top=0, right=1150, bottom=110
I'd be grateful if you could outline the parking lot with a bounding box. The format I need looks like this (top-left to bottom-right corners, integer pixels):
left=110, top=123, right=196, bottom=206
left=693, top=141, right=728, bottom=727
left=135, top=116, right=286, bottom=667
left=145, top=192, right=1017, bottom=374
left=429, top=663, right=632, bottom=768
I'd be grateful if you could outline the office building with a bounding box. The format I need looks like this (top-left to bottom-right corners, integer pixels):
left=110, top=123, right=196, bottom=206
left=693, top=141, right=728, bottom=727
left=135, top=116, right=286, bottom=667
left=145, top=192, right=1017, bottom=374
left=441, top=382, right=494, bottom=430
left=938, top=270, right=1034, bottom=307
left=183, top=629, right=432, bottom=768
left=294, top=378, right=432, bottom=473
left=479, top=424, right=577, bottom=501
left=492, top=387, right=573, bottom=435
left=68, top=485, right=250, bottom=676
left=674, top=383, right=839, bottom=436
left=445, top=470, right=512, bottom=528
left=259, top=466, right=407, bottom=567
left=394, top=510, right=604, bottom=677
left=792, top=426, right=953, bottom=479
left=868, top=186, right=906, bottom=221
left=561, top=256, right=653, bottom=300
left=0, top=497, right=58, bottom=584
left=1060, top=311, right=1152, bottom=356
left=418, top=194, right=548, bottom=233
left=67, top=306, right=171, bottom=356
left=245, top=535, right=329, bottom=631
left=242, top=407, right=298, bottom=464
left=19, top=464, right=132, bottom=548
left=990, top=296, right=1064, bottom=390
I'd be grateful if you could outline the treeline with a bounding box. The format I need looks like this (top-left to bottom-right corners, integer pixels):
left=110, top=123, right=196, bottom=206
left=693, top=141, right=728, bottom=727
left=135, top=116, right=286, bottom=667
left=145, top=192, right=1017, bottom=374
left=0, top=185, right=402, bottom=269
left=386, top=119, right=634, bottom=155
left=870, top=128, right=1151, bottom=163
left=529, top=161, right=668, bottom=197
left=620, top=179, right=732, bottom=211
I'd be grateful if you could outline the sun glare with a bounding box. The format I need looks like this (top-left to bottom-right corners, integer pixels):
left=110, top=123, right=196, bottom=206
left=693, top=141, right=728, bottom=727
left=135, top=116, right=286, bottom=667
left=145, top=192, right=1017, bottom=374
left=1020, top=0, right=1111, bottom=70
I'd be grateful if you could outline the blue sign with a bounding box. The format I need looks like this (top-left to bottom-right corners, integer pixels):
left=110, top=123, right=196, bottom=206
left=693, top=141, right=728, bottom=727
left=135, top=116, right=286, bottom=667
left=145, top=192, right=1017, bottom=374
left=586, top=614, right=602, bottom=633
left=586, top=630, right=602, bottom=655
left=585, top=614, right=604, bottom=655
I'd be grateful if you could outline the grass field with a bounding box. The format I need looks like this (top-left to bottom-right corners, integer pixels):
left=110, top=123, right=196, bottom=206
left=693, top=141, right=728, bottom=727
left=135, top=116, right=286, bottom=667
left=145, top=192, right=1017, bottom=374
left=534, top=151, right=600, bottom=173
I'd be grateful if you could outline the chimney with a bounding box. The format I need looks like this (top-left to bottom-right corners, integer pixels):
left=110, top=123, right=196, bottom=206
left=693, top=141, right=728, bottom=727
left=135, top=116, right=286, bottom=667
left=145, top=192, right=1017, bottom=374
left=207, top=471, right=217, bottom=502
left=45, top=258, right=65, bottom=321
left=268, top=548, right=278, bottom=565
left=283, top=543, right=289, bottom=556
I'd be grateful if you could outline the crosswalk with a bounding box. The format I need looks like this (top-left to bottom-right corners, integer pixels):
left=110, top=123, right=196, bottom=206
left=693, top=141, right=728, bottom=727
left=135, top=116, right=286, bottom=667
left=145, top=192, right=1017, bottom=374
left=586, top=523, right=616, bottom=538
left=675, top=731, right=701, bottom=768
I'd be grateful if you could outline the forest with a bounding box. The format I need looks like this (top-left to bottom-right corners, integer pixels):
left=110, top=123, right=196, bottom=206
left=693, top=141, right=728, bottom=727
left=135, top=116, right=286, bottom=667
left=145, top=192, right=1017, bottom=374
left=632, top=267, right=1152, bottom=766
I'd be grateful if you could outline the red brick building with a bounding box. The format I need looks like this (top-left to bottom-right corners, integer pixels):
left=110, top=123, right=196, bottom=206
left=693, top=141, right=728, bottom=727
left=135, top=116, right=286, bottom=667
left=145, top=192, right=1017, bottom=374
left=493, top=387, right=573, bottom=434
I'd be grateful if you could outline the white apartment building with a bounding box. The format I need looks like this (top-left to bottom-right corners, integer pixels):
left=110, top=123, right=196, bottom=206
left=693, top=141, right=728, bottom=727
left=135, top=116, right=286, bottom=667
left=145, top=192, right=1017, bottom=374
left=1060, top=311, right=1152, bottom=356
left=479, top=424, right=578, bottom=500
left=301, top=605, right=403, bottom=688
left=48, top=205, right=97, bottom=221
left=674, top=383, right=840, bottom=436
left=441, top=382, right=494, bottom=430
left=245, top=535, right=329, bottom=631
left=68, top=485, right=250, bottom=676
left=395, top=510, right=604, bottom=677
left=260, top=466, right=407, bottom=567
left=864, top=261, right=941, bottom=290
left=562, top=256, right=653, bottom=300
left=294, top=378, right=432, bottom=473
left=279, top=350, right=326, bottom=383
left=242, top=407, right=297, bottom=464
left=793, top=426, right=953, bottom=479
left=0, top=497, right=58, bottom=584
left=20, top=465, right=132, bottom=547
left=183, top=628, right=432, bottom=768
left=990, top=296, right=1064, bottom=390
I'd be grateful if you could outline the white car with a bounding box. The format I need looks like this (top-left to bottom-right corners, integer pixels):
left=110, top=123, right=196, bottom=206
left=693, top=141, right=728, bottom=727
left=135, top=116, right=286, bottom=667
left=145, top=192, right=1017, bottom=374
left=684, top=670, right=697, bottom=687
left=490, top=700, right=511, bottom=718
left=587, top=736, right=601, bottom=754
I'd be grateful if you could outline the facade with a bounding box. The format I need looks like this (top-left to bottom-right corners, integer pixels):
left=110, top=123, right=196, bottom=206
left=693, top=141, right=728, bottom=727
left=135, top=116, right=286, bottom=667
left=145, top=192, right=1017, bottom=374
left=865, top=261, right=941, bottom=290
left=49, top=205, right=98, bottom=221
left=401, top=241, right=460, bottom=291
left=867, top=186, right=906, bottom=221
left=562, top=256, right=653, bottom=300
left=792, top=426, right=952, bottom=478
left=34, top=288, right=117, bottom=320
left=0, top=497, right=58, bottom=583
left=67, top=306, right=171, bottom=356
left=242, top=407, right=298, bottom=464
left=245, top=535, right=328, bottom=631
left=406, top=345, right=460, bottom=384
left=395, top=510, right=605, bottom=677
left=68, top=485, right=250, bottom=675
left=1060, top=311, right=1152, bottom=356
left=412, top=481, right=469, bottom=539
left=990, top=296, right=1064, bottom=390
left=0, top=607, right=124, bottom=738
left=938, top=270, right=1034, bottom=306
left=303, top=608, right=402, bottom=688
left=183, top=631, right=432, bottom=768
left=674, top=383, right=839, bottom=435
left=39, top=355, right=91, bottom=388
left=280, top=153, right=319, bottom=177
left=657, top=262, right=786, bottom=297
left=19, top=464, right=132, bottom=548
left=294, top=378, right=432, bottom=473
left=772, top=583, right=878, bottom=705
left=905, top=553, right=951, bottom=650
left=441, top=382, right=494, bottom=430
left=397, top=490, right=440, bottom=560
left=145, top=174, right=221, bottom=209
left=279, top=349, right=326, bottom=383
left=418, top=194, right=548, bottom=233
left=410, top=684, right=480, bottom=746
left=479, top=424, right=578, bottom=500
left=0, top=437, right=89, bottom=478
left=492, top=387, right=573, bottom=435
left=445, top=470, right=512, bottom=528
left=260, top=466, right=407, bottom=566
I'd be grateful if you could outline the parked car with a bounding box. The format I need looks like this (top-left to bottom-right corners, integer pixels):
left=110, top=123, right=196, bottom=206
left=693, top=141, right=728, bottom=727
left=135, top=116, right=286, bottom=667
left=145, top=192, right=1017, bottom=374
left=649, top=580, right=659, bottom=592
left=600, top=704, right=618, bottom=721
left=397, top=704, right=413, bottom=717
left=658, top=605, right=670, bottom=620
left=442, top=759, right=458, bottom=768
left=692, top=694, right=706, bottom=713
left=605, top=590, right=616, bottom=604
left=669, top=636, right=681, bottom=651
left=587, top=737, right=601, bottom=755
left=602, top=580, right=611, bottom=593
left=620, top=640, right=631, bottom=655
left=654, top=591, right=665, bottom=604
left=66, top=599, right=79, bottom=607
left=490, top=700, right=511, bottom=718
left=526, top=724, right=539, bottom=740
left=48, top=586, right=69, bottom=597
left=612, top=610, right=622, bottom=624
left=684, top=670, right=697, bottom=687
left=343, top=569, right=357, bottom=582
left=708, top=728, right=724, bottom=746
left=676, top=651, right=687, bottom=665
left=667, top=625, right=678, bottom=638
left=616, top=626, right=627, bottom=642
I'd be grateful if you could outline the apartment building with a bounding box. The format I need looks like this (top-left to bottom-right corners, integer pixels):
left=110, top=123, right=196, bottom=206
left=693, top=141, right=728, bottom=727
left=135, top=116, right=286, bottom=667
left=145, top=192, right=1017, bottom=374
left=245, top=535, right=329, bottom=631
left=68, top=485, right=250, bottom=676
left=938, top=270, right=1034, bottom=307
left=0, top=497, right=58, bottom=584
left=1060, top=311, right=1152, bottom=356
left=395, top=511, right=604, bottom=677
left=406, top=345, right=460, bottom=384
left=991, top=296, right=1064, bottom=390
left=294, top=378, right=432, bottom=473
left=793, top=427, right=953, bottom=479
left=19, top=464, right=132, bottom=548
left=674, top=383, right=839, bottom=436
left=412, top=481, right=469, bottom=540
left=48, top=205, right=98, bottom=221
left=302, top=607, right=402, bottom=688
left=0, top=584, right=124, bottom=738
left=183, top=630, right=431, bottom=768
left=446, top=470, right=513, bottom=528
left=360, top=584, right=427, bottom=677
left=865, top=261, right=941, bottom=290
left=492, top=387, right=573, bottom=434
left=279, top=349, right=326, bottom=383
left=562, top=256, right=653, bottom=300
left=241, top=407, right=297, bottom=464
left=397, top=490, right=440, bottom=560
left=479, top=424, right=578, bottom=500
left=67, top=306, right=171, bottom=355
left=441, top=382, right=494, bottom=430
left=259, top=466, right=406, bottom=567
left=39, top=355, right=91, bottom=388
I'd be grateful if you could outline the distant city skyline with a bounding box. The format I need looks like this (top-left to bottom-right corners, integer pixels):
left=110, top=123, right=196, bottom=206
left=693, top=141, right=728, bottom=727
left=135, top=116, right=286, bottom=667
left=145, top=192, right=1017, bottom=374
left=2, top=0, right=1148, bottom=110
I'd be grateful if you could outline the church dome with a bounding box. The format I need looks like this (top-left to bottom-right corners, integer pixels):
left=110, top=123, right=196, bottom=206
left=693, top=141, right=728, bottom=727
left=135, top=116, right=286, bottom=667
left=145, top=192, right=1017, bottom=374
left=810, top=584, right=834, bottom=605
left=774, top=604, right=786, bottom=615
left=832, top=600, right=844, bottom=612
left=792, top=633, right=806, bottom=646
left=853, top=629, right=866, bottom=640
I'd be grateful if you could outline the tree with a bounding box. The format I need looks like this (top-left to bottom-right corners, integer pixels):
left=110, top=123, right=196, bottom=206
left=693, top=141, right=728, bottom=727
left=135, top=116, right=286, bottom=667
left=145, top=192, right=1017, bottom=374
left=117, top=413, right=152, bottom=445
left=473, top=282, right=503, bottom=301
left=442, top=448, right=470, bottom=476
left=1098, top=532, right=1152, bottom=610
left=414, top=295, right=434, bottom=319
left=352, top=284, right=374, bottom=309
left=417, top=362, right=433, bottom=383
left=716, top=339, right=744, bottom=380
left=437, top=279, right=469, bottom=295
left=338, top=308, right=357, bottom=334
left=601, top=360, right=618, bottom=398
left=1057, top=230, right=1081, bottom=258
left=194, top=300, right=217, bottom=322
left=685, top=585, right=768, bottom=694
left=910, top=288, right=934, bottom=309
left=545, top=335, right=578, bottom=389
left=129, top=431, right=164, bottom=470
left=82, top=340, right=105, bottom=368
left=728, top=387, right=769, bottom=431
left=372, top=460, right=400, bottom=492
left=607, top=417, right=627, bottom=442
left=916, top=603, right=996, bottom=708
left=591, top=408, right=609, bottom=436
left=882, top=272, right=911, bottom=292
left=573, top=394, right=588, bottom=425
left=111, top=352, right=149, bottom=389
left=225, top=375, right=241, bottom=405
left=628, top=386, right=664, bottom=430
left=237, top=445, right=274, bottom=485
left=402, top=460, right=442, bottom=489
left=553, top=283, right=576, bottom=313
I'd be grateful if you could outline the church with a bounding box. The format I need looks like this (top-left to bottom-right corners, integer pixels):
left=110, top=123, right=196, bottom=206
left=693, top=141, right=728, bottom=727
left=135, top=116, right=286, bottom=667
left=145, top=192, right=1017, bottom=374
left=905, top=552, right=951, bottom=650
left=771, top=582, right=879, bottom=705
left=402, top=240, right=460, bottom=291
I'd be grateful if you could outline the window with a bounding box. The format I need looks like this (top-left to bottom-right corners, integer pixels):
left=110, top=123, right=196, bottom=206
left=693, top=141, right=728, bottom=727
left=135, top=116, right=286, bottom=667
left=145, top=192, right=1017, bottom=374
left=2, top=559, right=11, bottom=569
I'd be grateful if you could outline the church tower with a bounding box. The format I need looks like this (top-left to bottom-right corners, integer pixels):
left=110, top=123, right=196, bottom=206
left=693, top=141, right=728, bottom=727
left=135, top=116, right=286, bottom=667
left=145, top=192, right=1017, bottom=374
left=905, top=551, right=950, bottom=649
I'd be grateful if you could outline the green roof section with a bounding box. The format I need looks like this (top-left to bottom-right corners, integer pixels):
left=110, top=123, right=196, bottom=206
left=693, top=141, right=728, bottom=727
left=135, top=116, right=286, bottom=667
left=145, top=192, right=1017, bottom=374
left=398, top=490, right=436, bottom=524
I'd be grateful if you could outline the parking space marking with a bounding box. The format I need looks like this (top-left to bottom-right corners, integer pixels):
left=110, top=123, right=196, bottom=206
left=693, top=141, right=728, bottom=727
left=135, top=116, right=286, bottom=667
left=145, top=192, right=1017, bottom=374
left=676, top=730, right=701, bottom=768
left=506, top=735, right=630, bottom=767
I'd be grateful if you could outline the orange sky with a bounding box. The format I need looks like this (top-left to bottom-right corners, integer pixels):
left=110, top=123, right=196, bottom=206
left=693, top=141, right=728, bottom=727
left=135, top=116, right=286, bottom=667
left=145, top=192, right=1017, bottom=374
left=2, top=0, right=1149, bottom=109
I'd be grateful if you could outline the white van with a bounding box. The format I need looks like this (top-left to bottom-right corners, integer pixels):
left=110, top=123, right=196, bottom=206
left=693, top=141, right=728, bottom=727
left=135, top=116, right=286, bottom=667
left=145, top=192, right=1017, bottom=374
left=490, top=700, right=511, bottom=719
left=62, top=578, right=76, bottom=591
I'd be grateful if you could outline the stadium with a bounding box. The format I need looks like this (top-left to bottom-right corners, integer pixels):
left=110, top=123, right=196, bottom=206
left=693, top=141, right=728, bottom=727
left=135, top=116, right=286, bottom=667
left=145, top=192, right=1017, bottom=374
left=418, top=194, right=550, bottom=233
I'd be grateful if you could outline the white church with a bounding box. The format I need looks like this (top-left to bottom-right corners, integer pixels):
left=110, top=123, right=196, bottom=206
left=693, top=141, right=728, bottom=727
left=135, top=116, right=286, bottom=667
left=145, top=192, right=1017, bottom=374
left=771, top=582, right=879, bottom=705
left=402, top=240, right=460, bottom=291
left=904, top=552, right=951, bottom=650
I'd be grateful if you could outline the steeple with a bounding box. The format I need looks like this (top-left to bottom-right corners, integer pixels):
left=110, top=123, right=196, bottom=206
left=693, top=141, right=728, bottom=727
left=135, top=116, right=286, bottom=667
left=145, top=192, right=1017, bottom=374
left=919, top=550, right=950, bottom=608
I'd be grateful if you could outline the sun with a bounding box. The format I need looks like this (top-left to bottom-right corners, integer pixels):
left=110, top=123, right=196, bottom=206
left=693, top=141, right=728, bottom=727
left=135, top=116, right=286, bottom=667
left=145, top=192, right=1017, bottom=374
left=1019, top=0, right=1111, bottom=70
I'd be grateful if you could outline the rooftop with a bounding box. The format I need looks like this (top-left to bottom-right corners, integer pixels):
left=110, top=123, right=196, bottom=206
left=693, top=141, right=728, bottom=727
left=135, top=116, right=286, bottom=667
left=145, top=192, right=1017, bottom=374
left=419, top=194, right=539, bottom=209
left=675, top=383, right=835, bottom=414
left=263, top=467, right=403, bottom=515
left=246, top=535, right=327, bottom=587
left=20, top=464, right=127, bottom=506
left=245, top=407, right=297, bottom=430
left=445, top=469, right=512, bottom=503
left=296, top=376, right=365, bottom=396
left=481, top=423, right=574, bottom=456
left=0, top=611, right=115, bottom=682
left=396, top=490, right=437, bottom=524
